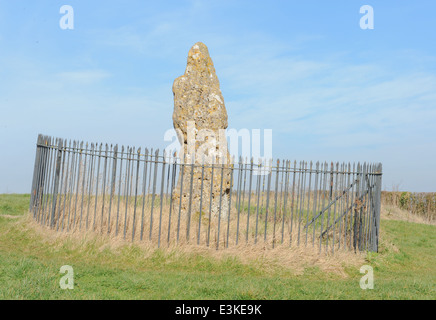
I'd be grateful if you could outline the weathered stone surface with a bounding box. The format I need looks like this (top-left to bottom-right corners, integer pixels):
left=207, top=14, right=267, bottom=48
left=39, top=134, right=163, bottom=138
left=172, top=42, right=232, bottom=219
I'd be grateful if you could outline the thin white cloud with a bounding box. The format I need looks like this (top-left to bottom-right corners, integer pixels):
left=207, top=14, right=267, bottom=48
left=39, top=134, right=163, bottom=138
left=55, top=70, right=111, bottom=84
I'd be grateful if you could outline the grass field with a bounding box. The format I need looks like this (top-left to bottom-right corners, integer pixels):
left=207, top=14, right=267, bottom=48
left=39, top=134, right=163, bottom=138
left=0, top=194, right=435, bottom=299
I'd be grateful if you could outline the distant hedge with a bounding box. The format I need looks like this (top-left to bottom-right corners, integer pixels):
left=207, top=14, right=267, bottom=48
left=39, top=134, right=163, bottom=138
left=381, top=191, right=436, bottom=222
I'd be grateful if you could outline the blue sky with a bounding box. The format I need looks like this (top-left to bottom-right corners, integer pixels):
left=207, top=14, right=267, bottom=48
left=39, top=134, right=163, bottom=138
left=0, top=0, right=435, bottom=192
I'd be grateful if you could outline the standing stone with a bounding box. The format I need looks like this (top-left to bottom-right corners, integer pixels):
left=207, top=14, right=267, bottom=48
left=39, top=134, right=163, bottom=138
left=172, top=42, right=232, bottom=219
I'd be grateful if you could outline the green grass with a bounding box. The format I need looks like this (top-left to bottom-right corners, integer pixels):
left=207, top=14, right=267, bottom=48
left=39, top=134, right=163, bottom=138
left=0, top=194, right=435, bottom=299
left=0, top=194, right=29, bottom=216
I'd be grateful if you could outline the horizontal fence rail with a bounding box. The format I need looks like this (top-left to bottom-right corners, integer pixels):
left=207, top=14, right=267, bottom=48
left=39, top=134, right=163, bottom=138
left=30, top=134, right=383, bottom=253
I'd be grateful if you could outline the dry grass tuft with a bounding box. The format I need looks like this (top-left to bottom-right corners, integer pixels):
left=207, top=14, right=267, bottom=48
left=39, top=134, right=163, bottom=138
left=0, top=214, right=21, bottom=219
left=381, top=204, right=436, bottom=226
left=21, top=211, right=365, bottom=277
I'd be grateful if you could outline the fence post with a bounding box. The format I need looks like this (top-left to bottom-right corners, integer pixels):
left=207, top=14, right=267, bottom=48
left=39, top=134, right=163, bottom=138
left=149, top=149, right=159, bottom=241
left=353, top=163, right=361, bottom=252
left=30, top=134, right=43, bottom=212
left=107, top=144, right=118, bottom=233
left=36, top=136, right=50, bottom=222
left=373, top=163, right=382, bottom=252
left=50, top=139, right=63, bottom=228
left=158, top=150, right=166, bottom=247
left=358, top=163, right=367, bottom=251
left=132, top=148, right=141, bottom=242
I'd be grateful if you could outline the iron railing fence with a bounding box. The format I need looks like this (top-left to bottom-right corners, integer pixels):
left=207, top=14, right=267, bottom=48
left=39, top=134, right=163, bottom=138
left=30, top=134, right=382, bottom=253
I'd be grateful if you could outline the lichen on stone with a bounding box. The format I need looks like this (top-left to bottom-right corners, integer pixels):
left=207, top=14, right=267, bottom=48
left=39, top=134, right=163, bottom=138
left=172, top=42, right=232, bottom=219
